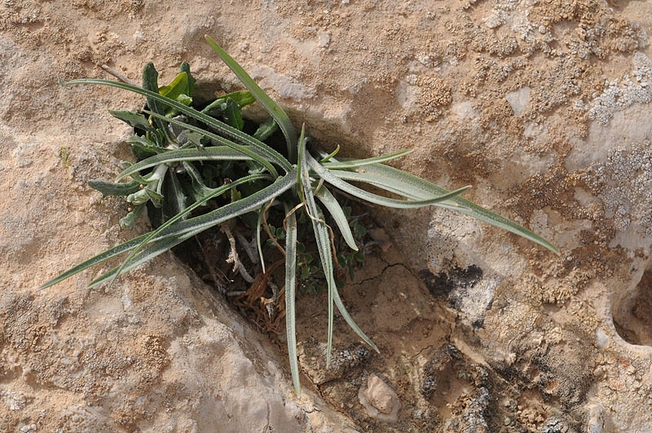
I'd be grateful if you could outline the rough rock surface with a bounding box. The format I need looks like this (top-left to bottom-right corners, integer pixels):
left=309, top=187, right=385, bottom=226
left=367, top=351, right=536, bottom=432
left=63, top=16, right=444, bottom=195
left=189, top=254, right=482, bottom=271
left=1, top=0, right=652, bottom=432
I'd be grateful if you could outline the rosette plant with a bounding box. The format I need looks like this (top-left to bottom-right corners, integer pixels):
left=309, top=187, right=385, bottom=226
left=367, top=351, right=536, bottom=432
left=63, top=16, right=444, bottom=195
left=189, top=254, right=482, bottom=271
left=41, top=36, right=557, bottom=395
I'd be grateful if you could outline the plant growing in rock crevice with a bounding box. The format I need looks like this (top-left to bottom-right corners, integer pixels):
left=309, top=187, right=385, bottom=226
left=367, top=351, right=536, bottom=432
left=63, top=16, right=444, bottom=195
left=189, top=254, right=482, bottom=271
left=41, top=35, right=557, bottom=395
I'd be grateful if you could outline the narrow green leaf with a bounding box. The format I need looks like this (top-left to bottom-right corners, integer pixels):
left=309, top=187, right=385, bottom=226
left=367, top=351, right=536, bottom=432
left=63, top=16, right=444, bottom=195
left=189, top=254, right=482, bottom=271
left=179, top=61, right=196, bottom=96
left=284, top=208, right=301, bottom=396
left=312, top=205, right=336, bottom=366
left=162, top=171, right=187, bottom=220
left=142, top=109, right=282, bottom=177
left=144, top=188, right=164, bottom=208
left=88, top=179, right=141, bottom=197
left=332, top=287, right=379, bottom=353
left=109, top=111, right=152, bottom=131
left=308, top=203, right=379, bottom=360
left=165, top=172, right=296, bottom=241
left=142, top=63, right=170, bottom=141
left=182, top=162, right=218, bottom=204
left=339, top=163, right=559, bottom=253
left=89, top=231, right=196, bottom=287
left=253, top=116, right=278, bottom=142
left=39, top=172, right=297, bottom=290
left=256, top=207, right=265, bottom=273
left=309, top=154, right=470, bottom=209
left=227, top=90, right=257, bottom=107
left=39, top=233, right=152, bottom=289
left=322, top=149, right=412, bottom=170
left=127, top=134, right=166, bottom=157
left=107, top=173, right=266, bottom=287
left=61, top=78, right=293, bottom=174
left=315, top=186, right=358, bottom=251
left=116, top=146, right=255, bottom=181
left=297, top=126, right=335, bottom=365
left=321, top=169, right=425, bottom=199
left=205, top=35, right=298, bottom=163
left=312, top=199, right=378, bottom=354
left=319, top=145, right=340, bottom=163
left=222, top=98, right=244, bottom=130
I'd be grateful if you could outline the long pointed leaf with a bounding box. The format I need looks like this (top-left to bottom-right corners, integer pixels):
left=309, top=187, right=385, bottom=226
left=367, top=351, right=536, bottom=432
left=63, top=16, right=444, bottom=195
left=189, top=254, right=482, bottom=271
left=109, top=173, right=267, bottom=287
left=39, top=172, right=298, bottom=289
left=323, top=168, right=426, bottom=200
left=309, top=154, right=470, bottom=209
left=312, top=206, right=336, bottom=367
left=284, top=209, right=301, bottom=396
left=39, top=233, right=152, bottom=289
left=89, top=231, right=195, bottom=287
left=332, top=287, right=379, bottom=353
left=143, top=110, right=279, bottom=177
left=142, top=63, right=170, bottom=139
left=91, top=174, right=296, bottom=286
left=311, top=203, right=378, bottom=359
left=336, top=163, right=559, bottom=253
left=321, top=149, right=412, bottom=170
left=315, top=186, right=358, bottom=251
left=205, top=35, right=298, bottom=163
left=300, top=130, right=379, bottom=364
left=297, top=127, right=334, bottom=365
left=116, top=146, right=256, bottom=181
left=169, top=173, right=296, bottom=240
left=61, top=78, right=293, bottom=174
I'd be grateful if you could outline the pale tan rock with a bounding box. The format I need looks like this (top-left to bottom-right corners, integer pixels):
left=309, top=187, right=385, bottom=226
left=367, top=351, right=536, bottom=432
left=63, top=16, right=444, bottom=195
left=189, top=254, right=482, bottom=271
left=358, top=374, right=400, bottom=423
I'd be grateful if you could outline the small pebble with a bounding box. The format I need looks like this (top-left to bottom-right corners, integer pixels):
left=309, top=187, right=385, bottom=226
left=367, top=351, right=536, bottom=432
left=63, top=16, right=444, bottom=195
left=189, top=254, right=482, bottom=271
left=358, top=374, right=401, bottom=423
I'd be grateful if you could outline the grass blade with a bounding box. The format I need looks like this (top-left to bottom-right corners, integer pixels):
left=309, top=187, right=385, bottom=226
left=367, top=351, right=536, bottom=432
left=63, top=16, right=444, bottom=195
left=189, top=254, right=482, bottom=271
left=116, top=146, right=256, bottom=181
left=39, top=172, right=298, bottom=289
left=309, top=154, right=470, bottom=209
left=340, top=163, right=559, bottom=253
left=205, top=35, right=298, bottom=163
left=143, top=110, right=280, bottom=177
left=320, top=149, right=412, bottom=170
left=61, top=78, right=293, bottom=174
left=315, top=186, right=358, bottom=251
left=284, top=208, right=301, bottom=396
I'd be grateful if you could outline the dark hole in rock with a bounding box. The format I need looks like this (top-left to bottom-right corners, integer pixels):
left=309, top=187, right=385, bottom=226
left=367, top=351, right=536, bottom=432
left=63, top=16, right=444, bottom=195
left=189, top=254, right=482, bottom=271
left=421, top=265, right=487, bottom=328
left=171, top=189, right=379, bottom=335
left=612, top=266, right=652, bottom=346
left=420, top=265, right=484, bottom=299
left=143, top=86, right=391, bottom=337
